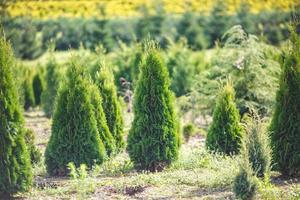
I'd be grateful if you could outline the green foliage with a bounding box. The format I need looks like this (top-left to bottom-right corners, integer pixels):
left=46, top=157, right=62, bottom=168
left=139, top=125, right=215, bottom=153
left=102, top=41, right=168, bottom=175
left=41, top=57, right=60, bottom=118
left=242, top=111, right=272, bottom=178
left=32, top=70, right=45, bottom=106
left=45, top=58, right=106, bottom=176
left=90, top=84, right=116, bottom=156
left=0, top=37, right=32, bottom=195
left=23, top=73, right=35, bottom=110
left=113, top=42, right=142, bottom=90
left=24, top=129, right=41, bottom=165
left=205, top=0, right=231, bottom=47
left=67, top=162, right=96, bottom=199
left=127, top=48, right=180, bottom=172
left=176, top=12, right=208, bottom=50
left=183, top=123, right=195, bottom=142
left=2, top=17, right=44, bottom=59
left=233, top=158, right=258, bottom=200
left=130, top=47, right=144, bottom=87
left=95, top=63, right=125, bottom=152
left=270, top=27, right=300, bottom=176
left=136, top=4, right=166, bottom=44
left=10, top=63, right=26, bottom=107
left=2, top=7, right=294, bottom=59
left=206, top=82, right=244, bottom=155
left=194, top=25, right=280, bottom=117
left=166, top=39, right=199, bottom=97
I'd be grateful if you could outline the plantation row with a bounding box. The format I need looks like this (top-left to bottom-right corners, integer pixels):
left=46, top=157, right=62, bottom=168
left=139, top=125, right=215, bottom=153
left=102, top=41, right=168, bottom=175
left=2, top=1, right=298, bottom=59
left=0, top=25, right=300, bottom=199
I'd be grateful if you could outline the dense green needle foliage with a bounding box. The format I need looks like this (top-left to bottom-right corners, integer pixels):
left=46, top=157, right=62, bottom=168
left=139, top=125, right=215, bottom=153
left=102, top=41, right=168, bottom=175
left=270, top=29, right=300, bottom=176
left=41, top=57, right=60, bottom=118
left=45, top=59, right=106, bottom=176
left=23, top=75, right=35, bottom=110
left=194, top=25, right=280, bottom=117
left=130, top=49, right=143, bottom=87
left=127, top=49, right=180, bottom=172
left=166, top=40, right=199, bottom=97
left=32, top=71, right=45, bottom=106
left=90, top=84, right=116, bottom=156
left=243, top=111, right=272, bottom=178
left=233, top=158, right=258, bottom=200
left=95, top=64, right=125, bottom=151
left=0, top=37, right=32, bottom=196
left=206, top=82, right=244, bottom=155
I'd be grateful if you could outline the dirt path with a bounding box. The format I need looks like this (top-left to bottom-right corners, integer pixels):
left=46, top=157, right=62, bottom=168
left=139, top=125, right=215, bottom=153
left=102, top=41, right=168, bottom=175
left=25, top=110, right=51, bottom=153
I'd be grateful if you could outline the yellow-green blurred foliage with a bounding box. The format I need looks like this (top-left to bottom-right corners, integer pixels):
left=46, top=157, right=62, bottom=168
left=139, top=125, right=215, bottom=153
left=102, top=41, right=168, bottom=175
left=8, top=0, right=299, bottom=19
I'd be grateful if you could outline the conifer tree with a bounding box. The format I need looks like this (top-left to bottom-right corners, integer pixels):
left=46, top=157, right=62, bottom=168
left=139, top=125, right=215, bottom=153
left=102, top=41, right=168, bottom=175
left=206, top=82, right=243, bottom=154
left=90, top=84, right=116, bottom=156
left=206, top=0, right=231, bottom=47
left=233, top=158, right=258, bottom=200
left=95, top=63, right=125, bottom=151
left=32, top=70, right=45, bottom=106
left=270, top=27, right=300, bottom=176
left=243, top=111, right=271, bottom=178
left=127, top=48, right=180, bottom=172
left=0, top=37, right=32, bottom=196
left=23, top=74, right=35, bottom=110
left=41, top=57, right=60, bottom=118
left=45, top=59, right=106, bottom=176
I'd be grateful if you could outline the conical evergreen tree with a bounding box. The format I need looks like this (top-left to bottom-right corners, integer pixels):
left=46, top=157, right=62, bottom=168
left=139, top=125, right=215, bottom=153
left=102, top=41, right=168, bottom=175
left=206, top=82, right=244, bottom=154
left=0, top=37, right=32, bottom=196
left=41, top=57, right=60, bottom=118
left=45, top=58, right=106, bottom=176
left=270, top=28, right=300, bottom=176
left=233, top=158, right=258, bottom=200
left=242, top=111, right=272, bottom=178
left=23, top=72, right=35, bottom=110
left=95, top=63, right=125, bottom=151
left=90, top=84, right=116, bottom=156
left=127, top=48, right=180, bottom=172
left=32, top=70, right=45, bottom=106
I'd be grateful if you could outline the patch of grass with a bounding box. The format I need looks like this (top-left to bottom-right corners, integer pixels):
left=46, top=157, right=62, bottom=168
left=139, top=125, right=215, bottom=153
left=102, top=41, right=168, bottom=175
left=21, top=112, right=300, bottom=199
left=25, top=145, right=240, bottom=199
left=96, top=145, right=240, bottom=192
left=93, top=152, right=134, bottom=177
left=32, top=157, right=47, bottom=177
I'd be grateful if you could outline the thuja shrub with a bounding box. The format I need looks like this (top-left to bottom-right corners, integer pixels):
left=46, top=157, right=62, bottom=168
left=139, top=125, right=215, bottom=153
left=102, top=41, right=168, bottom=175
left=95, top=63, right=125, bottom=151
left=206, top=82, right=244, bottom=155
left=23, top=74, right=35, bottom=110
left=243, top=111, right=272, bottom=178
left=45, top=58, right=106, bottom=176
left=41, top=57, right=60, bottom=118
left=32, top=70, right=45, bottom=106
left=24, top=129, right=42, bottom=164
left=90, top=84, right=116, bottom=156
left=233, top=158, right=258, bottom=200
left=183, top=123, right=195, bottom=142
left=127, top=48, right=180, bottom=172
left=0, top=37, right=32, bottom=196
left=270, top=28, right=300, bottom=176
